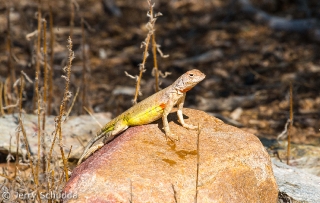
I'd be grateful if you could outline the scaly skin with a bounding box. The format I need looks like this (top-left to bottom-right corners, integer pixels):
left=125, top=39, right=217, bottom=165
left=77, top=69, right=205, bottom=164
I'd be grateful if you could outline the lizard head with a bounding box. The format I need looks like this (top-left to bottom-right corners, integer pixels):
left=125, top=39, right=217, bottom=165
left=174, top=69, right=206, bottom=93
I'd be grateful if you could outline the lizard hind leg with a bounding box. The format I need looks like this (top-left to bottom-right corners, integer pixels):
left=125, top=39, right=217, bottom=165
left=77, top=132, right=107, bottom=165
left=77, top=123, right=128, bottom=165
left=78, top=143, right=104, bottom=164
left=102, top=121, right=129, bottom=144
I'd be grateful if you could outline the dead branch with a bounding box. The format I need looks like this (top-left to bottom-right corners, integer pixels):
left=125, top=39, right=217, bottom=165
left=238, top=0, right=320, bottom=41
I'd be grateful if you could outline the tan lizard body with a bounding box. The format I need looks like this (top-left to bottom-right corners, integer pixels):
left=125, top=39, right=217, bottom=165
left=77, top=69, right=205, bottom=164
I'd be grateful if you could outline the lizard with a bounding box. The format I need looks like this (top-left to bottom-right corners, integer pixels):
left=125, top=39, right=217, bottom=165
left=77, top=69, right=205, bottom=165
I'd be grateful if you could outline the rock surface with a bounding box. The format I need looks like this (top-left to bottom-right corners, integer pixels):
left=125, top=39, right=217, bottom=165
left=261, top=138, right=320, bottom=178
left=63, top=109, right=278, bottom=203
left=276, top=142, right=320, bottom=177
left=272, top=159, right=320, bottom=203
left=0, top=113, right=112, bottom=159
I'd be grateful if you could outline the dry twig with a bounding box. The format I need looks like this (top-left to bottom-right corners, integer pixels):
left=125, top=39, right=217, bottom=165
left=132, top=0, right=161, bottom=104
left=287, top=82, right=293, bottom=165
left=48, top=4, right=54, bottom=114
left=47, top=37, right=74, bottom=183
left=194, top=124, right=201, bottom=203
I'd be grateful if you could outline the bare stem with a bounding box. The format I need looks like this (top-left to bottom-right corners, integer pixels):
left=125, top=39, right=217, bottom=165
left=14, top=75, right=24, bottom=179
left=6, top=2, right=17, bottom=113
left=20, top=117, right=42, bottom=202
left=133, top=0, right=155, bottom=103
left=43, top=20, right=48, bottom=105
left=47, top=37, right=74, bottom=183
left=194, top=124, right=201, bottom=203
left=70, top=0, right=74, bottom=38
left=60, top=36, right=73, bottom=181
left=287, top=82, right=293, bottom=165
left=152, top=33, right=159, bottom=92
left=42, top=18, right=48, bottom=186
left=35, top=0, right=42, bottom=200
left=48, top=4, right=54, bottom=114
left=0, top=82, right=5, bottom=115
left=80, top=18, right=87, bottom=114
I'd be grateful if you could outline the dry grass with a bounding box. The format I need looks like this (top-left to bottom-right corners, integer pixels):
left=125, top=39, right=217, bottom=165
left=126, top=0, right=166, bottom=104
left=1, top=2, right=76, bottom=198
left=0, top=38, right=75, bottom=202
left=287, top=82, right=293, bottom=165
left=0, top=0, right=170, bottom=201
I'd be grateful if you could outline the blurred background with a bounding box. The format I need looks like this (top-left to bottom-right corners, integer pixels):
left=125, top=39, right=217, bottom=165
left=0, top=0, right=319, bottom=162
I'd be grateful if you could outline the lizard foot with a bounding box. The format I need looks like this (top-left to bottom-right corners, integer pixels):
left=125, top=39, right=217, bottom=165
left=181, top=123, right=198, bottom=130
left=165, top=133, right=180, bottom=142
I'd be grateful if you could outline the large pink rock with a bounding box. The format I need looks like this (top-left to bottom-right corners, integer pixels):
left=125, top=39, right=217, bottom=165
left=63, top=109, right=278, bottom=203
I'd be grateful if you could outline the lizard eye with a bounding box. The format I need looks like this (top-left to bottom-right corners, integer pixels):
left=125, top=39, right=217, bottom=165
left=189, top=73, right=194, bottom=77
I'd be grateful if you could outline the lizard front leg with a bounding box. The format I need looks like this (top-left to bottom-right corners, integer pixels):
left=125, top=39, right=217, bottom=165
left=177, top=94, right=197, bottom=130
left=162, top=100, right=179, bottom=141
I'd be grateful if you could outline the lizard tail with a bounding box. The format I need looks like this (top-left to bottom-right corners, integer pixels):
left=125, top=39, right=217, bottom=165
left=77, top=132, right=106, bottom=165
left=77, top=123, right=115, bottom=165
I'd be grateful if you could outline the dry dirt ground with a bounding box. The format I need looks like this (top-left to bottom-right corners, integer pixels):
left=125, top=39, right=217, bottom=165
left=0, top=0, right=320, bottom=152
